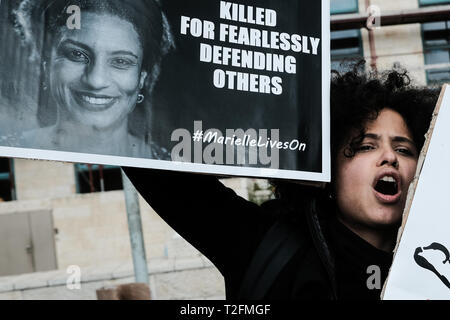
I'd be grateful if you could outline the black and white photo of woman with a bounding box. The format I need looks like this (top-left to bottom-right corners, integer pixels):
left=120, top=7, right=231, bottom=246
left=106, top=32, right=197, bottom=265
left=1, top=0, right=173, bottom=159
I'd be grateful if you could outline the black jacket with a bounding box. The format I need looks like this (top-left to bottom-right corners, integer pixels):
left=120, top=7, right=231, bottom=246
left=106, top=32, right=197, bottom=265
left=123, top=167, right=339, bottom=300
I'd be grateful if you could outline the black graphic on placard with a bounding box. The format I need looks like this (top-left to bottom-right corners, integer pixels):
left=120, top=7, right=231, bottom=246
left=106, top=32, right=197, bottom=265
left=414, top=242, right=450, bottom=290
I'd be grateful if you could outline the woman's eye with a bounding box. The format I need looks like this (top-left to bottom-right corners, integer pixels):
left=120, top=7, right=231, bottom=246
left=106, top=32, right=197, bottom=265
left=67, top=49, right=89, bottom=63
left=396, top=148, right=414, bottom=156
left=357, top=145, right=374, bottom=152
left=111, top=58, right=135, bottom=69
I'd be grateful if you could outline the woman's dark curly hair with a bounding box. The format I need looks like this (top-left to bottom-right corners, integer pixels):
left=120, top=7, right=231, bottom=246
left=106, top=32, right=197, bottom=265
left=331, top=61, right=437, bottom=161
left=272, top=61, right=439, bottom=216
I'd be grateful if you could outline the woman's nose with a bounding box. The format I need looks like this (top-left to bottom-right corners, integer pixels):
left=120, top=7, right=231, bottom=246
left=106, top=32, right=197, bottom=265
left=377, top=147, right=399, bottom=169
left=82, top=61, right=109, bottom=89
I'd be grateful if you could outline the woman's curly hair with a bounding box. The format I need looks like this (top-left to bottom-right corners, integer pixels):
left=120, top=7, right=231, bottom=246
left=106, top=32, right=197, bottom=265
left=331, top=61, right=437, bottom=160
left=272, top=60, right=439, bottom=215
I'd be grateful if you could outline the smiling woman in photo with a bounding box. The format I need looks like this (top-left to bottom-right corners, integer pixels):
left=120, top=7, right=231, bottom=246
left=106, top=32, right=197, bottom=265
left=9, top=0, right=173, bottom=158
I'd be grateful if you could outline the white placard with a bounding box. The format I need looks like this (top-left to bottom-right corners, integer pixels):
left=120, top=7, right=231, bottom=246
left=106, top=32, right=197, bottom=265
left=383, top=84, right=450, bottom=300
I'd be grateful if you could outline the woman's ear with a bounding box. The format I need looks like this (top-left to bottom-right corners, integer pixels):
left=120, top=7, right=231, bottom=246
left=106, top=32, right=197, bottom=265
left=139, top=70, right=148, bottom=90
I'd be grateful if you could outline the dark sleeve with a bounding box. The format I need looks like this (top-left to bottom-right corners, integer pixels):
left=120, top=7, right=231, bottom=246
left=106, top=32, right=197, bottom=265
left=122, top=167, right=273, bottom=277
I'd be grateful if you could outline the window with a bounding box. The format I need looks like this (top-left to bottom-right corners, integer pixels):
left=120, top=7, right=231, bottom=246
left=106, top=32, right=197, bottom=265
left=331, top=0, right=358, bottom=15
left=419, top=0, right=450, bottom=6
left=0, top=158, right=16, bottom=202
left=75, top=164, right=123, bottom=194
left=330, top=1, right=363, bottom=72
left=331, top=29, right=364, bottom=72
left=422, top=21, right=450, bottom=84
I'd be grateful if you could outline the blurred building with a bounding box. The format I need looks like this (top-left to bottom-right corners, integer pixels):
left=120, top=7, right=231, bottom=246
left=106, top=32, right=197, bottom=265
left=1, top=0, right=449, bottom=300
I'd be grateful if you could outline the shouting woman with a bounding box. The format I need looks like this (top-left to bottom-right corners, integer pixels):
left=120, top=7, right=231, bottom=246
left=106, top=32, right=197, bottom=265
left=123, top=63, right=438, bottom=300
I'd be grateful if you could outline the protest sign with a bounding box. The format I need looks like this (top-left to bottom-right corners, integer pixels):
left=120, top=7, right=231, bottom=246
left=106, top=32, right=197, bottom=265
left=0, top=0, right=330, bottom=182
left=382, top=84, right=450, bottom=299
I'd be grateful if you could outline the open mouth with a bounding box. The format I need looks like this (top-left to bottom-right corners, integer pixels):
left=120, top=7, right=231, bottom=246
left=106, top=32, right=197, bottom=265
left=372, top=172, right=401, bottom=203
left=374, top=176, right=398, bottom=196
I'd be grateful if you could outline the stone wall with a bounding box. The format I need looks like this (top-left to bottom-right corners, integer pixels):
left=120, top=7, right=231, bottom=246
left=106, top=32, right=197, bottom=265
left=0, top=256, right=225, bottom=300
left=0, top=159, right=254, bottom=271
left=0, top=159, right=259, bottom=299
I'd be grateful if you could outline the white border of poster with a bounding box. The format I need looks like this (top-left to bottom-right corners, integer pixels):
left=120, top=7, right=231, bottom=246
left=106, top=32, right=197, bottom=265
left=0, top=0, right=330, bottom=182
